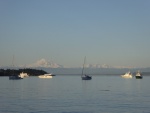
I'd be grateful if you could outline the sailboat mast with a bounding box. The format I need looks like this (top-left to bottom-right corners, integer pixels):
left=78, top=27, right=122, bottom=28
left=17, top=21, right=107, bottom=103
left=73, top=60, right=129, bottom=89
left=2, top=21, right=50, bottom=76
left=81, top=56, right=86, bottom=76
left=12, top=55, right=15, bottom=75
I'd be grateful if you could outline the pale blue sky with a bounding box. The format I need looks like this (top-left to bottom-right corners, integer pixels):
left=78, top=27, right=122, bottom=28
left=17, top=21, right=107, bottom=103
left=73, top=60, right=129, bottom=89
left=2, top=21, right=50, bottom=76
left=0, top=0, right=150, bottom=68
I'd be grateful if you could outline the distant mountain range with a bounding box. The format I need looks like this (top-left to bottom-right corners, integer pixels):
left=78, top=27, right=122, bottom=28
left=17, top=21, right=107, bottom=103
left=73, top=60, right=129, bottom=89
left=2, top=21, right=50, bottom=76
left=42, top=67, right=150, bottom=75
left=23, top=59, right=64, bottom=68
left=25, top=59, right=112, bottom=68
left=1, top=59, right=150, bottom=75
left=13, top=58, right=148, bottom=69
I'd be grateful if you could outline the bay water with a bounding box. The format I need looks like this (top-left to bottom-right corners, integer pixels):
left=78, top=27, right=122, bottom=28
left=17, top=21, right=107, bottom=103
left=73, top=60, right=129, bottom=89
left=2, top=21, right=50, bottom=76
left=0, top=75, right=150, bottom=113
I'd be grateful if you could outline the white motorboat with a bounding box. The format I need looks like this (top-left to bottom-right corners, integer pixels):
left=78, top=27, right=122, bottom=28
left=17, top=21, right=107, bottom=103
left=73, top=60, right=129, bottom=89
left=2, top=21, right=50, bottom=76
left=38, top=74, right=52, bottom=78
left=121, top=71, right=132, bottom=78
left=19, top=72, right=29, bottom=78
left=135, top=71, right=143, bottom=79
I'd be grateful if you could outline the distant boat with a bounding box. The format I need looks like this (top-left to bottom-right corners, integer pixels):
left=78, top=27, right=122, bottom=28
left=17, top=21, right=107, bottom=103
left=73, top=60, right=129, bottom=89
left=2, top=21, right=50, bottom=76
left=38, top=73, right=52, bottom=78
left=81, top=57, right=92, bottom=80
left=121, top=71, right=132, bottom=78
left=9, top=56, right=23, bottom=80
left=19, top=72, right=29, bottom=78
left=9, top=75, right=23, bottom=80
left=135, top=71, right=143, bottom=79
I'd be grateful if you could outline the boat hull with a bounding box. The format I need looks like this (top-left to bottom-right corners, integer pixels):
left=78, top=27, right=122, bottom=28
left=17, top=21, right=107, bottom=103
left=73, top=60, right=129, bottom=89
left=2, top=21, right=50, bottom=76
left=9, top=75, right=23, bottom=80
left=82, top=75, right=92, bottom=80
left=121, top=75, right=132, bottom=78
left=135, top=71, right=143, bottom=79
left=38, top=76, right=52, bottom=78
left=135, top=76, right=143, bottom=79
left=38, top=73, right=53, bottom=78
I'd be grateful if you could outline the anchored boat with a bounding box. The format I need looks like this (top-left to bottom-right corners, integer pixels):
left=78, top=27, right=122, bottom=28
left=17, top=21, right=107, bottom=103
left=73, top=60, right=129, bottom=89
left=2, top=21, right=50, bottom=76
left=121, top=71, right=133, bottom=78
left=81, top=57, right=92, bottom=80
left=135, top=71, right=143, bottom=79
left=38, top=74, right=52, bottom=78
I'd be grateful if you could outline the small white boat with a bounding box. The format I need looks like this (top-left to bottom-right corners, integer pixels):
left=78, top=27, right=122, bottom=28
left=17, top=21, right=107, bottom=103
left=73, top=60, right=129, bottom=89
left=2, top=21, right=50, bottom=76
left=121, top=71, right=132, bottom=78
left=38, top=74, right=52, bottom=78
left=135, top=71, right=143, bottom=79
left=19, top=72, right=29, bottom=78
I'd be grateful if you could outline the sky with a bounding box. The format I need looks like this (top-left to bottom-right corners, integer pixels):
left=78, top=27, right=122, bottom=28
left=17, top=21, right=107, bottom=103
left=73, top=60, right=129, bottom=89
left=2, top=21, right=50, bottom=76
left=0, top=0, right=150, bottom=68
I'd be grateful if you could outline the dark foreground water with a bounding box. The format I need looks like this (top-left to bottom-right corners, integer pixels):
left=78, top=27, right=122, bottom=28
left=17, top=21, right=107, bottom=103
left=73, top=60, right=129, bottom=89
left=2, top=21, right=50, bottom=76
left=0, top=75, right=150, bottom=113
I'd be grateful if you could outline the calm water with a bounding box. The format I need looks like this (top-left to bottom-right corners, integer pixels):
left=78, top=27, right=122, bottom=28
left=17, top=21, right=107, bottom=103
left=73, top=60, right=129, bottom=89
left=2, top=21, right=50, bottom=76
left=0, top=75, right=150, bottom=113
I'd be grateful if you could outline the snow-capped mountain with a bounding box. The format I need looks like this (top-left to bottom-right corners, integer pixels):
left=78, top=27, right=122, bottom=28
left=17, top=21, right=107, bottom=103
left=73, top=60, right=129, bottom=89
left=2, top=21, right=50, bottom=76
left=26, top=59, right=63, bottom=68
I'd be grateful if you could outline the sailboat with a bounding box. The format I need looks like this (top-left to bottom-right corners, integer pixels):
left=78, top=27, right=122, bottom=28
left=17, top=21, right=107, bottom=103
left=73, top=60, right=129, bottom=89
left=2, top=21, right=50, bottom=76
left=81, top=57, right=92, bottom=80
left=9, top=56, right=23, bottom=80
left=9, top=73, right=23, bottom=80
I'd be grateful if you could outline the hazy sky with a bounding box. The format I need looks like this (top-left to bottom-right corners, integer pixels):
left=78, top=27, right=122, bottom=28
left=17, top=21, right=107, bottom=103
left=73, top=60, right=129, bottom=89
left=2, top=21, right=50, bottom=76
left=0, top=0, right=150, bottom=68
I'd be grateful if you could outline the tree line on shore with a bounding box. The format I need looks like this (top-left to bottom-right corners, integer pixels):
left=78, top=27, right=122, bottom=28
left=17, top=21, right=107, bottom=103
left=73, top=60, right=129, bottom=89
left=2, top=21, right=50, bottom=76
left=0, top=68, right=47, bottom=76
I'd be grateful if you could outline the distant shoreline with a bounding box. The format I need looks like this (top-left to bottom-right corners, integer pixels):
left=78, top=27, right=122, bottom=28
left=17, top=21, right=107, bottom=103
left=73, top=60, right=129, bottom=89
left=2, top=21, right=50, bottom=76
left=0, top=68, right=150, bottom=76
left=0, top=68, right=48, bottom=76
